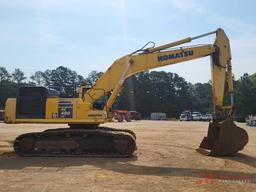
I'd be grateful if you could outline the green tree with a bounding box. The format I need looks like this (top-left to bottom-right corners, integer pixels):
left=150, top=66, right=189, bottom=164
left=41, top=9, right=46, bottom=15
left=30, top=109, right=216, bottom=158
left=41, top=69, right=53, bottom=88
left=30, top=71, right=45, bottom=86
left=193, top=82, right=212, bottom=113
left=0, top=67, right=11, bottom=82
left=85, top=70, right=104, bottom=86
left=235, top=73, right=256, bottom=118
left=115, top=71, right=191, bottom=118
left=12, top=68, right=26, bottom=84
left=49, top=66, right=86, bottom=97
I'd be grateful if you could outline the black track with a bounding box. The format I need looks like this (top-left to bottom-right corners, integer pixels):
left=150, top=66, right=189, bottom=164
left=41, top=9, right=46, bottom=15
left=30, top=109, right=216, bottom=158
left=13, top=127, right=136, bottom=157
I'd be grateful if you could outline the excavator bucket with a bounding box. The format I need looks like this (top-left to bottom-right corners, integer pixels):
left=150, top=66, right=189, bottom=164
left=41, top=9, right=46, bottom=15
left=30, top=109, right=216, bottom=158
left=196, top=119, right=248, bottom=156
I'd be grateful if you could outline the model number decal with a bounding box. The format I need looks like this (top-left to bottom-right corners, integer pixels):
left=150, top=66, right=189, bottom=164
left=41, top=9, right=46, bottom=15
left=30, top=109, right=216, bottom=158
left=58, top=101, right=73, bottom=118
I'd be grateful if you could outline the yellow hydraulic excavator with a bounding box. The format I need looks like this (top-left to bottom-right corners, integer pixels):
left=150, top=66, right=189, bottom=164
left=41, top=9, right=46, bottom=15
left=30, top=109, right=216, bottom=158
left=4, top=28, right=248, bottom=157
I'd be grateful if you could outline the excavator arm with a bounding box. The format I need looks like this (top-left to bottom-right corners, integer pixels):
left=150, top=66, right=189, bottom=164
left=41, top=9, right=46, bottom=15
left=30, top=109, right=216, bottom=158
left=84, top=28, right=248, bottom=156
left=85, top=45, right=215, bottom=109
left=85, top=29, right=232, bottom=121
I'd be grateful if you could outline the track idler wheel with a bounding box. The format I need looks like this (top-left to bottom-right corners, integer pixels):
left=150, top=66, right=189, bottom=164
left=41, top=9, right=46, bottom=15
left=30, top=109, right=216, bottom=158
left=196, top=119, right=249, bottom=156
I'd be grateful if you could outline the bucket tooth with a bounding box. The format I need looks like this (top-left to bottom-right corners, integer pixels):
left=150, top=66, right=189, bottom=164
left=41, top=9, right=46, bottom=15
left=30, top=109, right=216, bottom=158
left=197, top=119, right=249, bottom=156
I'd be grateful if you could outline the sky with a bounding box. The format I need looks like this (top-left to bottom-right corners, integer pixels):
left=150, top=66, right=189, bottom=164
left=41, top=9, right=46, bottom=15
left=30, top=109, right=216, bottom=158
left=0, top=0, right=256, bottom=83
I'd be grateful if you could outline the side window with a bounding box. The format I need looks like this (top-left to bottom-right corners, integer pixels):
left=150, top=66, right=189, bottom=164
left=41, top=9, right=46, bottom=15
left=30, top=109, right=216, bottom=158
left=83, top=87, right=89, bottom=95
left=81, top=87, right=90, bottom=99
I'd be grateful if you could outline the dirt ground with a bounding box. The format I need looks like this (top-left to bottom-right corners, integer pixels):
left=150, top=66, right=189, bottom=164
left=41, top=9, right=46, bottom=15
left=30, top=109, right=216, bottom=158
left=0, top=120, right=255, bottom=192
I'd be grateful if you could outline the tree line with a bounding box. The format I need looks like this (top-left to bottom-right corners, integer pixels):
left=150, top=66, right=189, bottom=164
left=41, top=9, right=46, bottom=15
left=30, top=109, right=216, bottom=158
left=0, top=66, right=255, bottom=120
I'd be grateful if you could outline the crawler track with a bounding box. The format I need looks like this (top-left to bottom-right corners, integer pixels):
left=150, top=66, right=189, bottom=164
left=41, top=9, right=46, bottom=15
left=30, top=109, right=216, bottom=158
left=13, top=127, right=136, bottom=157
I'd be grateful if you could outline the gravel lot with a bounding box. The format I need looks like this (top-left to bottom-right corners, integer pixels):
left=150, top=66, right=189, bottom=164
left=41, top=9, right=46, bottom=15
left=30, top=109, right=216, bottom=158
left=0, top=120, right=255, bottom=192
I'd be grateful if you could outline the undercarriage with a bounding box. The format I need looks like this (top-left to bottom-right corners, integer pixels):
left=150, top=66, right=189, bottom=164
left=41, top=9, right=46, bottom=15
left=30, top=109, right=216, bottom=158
left=14, top=126, right=136, bottom=157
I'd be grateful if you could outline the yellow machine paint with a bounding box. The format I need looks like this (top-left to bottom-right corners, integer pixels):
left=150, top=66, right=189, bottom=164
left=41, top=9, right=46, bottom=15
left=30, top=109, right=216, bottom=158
left=4, top=29, right=230, bottom=124
left=5, top=97, right=107, bottom=124
left=4, top=28, right=248, bottom=156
